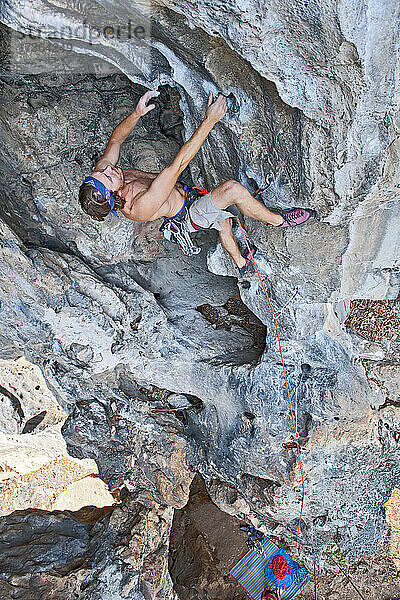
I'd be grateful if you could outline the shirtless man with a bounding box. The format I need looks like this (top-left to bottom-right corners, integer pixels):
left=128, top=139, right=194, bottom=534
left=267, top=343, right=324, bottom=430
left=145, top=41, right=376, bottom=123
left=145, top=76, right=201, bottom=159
left=79, top=90, right=314, bottom=274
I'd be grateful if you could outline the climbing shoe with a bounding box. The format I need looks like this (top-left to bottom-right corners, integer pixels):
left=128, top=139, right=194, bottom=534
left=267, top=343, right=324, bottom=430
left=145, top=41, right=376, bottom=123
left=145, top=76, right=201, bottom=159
left=238, top=244, right=257, bottom=276
left=279, top=207, right=316, bottom=227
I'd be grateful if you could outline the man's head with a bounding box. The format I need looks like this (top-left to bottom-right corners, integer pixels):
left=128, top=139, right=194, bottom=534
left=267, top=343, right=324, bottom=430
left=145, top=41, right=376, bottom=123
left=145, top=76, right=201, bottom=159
left=79, top=165, right=125, bottom=221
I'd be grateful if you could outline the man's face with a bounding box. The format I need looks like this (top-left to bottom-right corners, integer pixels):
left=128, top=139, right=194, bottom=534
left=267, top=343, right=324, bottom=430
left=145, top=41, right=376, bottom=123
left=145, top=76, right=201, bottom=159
left=91, top=164, right=124, bottom=193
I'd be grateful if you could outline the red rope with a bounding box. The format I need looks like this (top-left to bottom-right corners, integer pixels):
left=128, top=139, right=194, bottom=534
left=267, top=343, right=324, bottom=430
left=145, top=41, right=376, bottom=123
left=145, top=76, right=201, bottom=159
left=235, top=215, right=305, bottom=554
left=267, top=555, right=292, bottom=581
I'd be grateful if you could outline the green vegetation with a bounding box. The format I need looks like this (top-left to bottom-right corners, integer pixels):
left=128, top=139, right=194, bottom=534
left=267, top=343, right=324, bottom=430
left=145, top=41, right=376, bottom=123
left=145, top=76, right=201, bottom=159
left=324, top=544, right=348, bottom=568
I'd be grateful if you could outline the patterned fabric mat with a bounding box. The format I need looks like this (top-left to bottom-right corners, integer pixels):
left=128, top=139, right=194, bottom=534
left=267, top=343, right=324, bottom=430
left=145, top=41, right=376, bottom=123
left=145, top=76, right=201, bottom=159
left=230, top=537, right=309, bottom=600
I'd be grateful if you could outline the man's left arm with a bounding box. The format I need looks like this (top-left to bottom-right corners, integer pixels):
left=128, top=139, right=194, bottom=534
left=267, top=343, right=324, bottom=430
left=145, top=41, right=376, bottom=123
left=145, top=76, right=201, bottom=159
left=94, top=90, right=159, bottom=170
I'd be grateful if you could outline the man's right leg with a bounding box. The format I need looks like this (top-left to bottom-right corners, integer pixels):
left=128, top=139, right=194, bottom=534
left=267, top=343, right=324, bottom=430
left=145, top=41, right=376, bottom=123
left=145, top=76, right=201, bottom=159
left=211, top=180, right=284, bottom=225
left=211, top=180, right=314, bottom=227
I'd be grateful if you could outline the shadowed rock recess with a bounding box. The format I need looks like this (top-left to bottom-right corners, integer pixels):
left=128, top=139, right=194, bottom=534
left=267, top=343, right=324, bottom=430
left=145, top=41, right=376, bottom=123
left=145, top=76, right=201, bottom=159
left=0, top=0, right=399, bottom=597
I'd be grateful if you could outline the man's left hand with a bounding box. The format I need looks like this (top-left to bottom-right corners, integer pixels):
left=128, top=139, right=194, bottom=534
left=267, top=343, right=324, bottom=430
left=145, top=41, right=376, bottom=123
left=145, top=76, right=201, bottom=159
left=135, top=90, right=160, bottom=117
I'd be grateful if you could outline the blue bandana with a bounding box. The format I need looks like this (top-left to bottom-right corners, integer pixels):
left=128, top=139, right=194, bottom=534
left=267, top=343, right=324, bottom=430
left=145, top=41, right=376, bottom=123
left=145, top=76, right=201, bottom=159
left=83, top=176, right=119, bottom=218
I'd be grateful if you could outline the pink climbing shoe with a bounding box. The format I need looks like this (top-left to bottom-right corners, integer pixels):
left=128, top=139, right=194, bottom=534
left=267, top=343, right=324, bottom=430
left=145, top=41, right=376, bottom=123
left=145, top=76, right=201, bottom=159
left=239, top=244, right=258, bottom=276
left=279, top=207, right=316, bottom=227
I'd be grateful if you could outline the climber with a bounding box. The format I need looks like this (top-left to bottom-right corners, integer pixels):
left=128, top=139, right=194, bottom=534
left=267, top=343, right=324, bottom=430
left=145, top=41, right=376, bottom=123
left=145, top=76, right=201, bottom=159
left=79, top=90, right=315, bottom=275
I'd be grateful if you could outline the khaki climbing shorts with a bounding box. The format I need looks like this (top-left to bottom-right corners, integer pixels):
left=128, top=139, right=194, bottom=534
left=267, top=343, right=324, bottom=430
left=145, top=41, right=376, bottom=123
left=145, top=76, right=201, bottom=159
left=186, top=192, right=233, bottom=232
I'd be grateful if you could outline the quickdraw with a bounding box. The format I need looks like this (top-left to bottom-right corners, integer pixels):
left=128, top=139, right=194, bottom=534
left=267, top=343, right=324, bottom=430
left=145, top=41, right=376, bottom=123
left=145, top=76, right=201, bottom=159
left=160, top=218, right=201, bottom=256
left=159, top=182, right=208, bottom=256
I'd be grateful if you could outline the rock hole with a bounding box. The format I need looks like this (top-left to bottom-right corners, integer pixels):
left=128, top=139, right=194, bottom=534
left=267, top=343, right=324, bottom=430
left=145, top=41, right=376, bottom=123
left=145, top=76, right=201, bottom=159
left=240, top=473, right=281, bottom=492
left=21, top=410, right=47, bottom=434
left=196, top=296, right=267, bottom=356
left=130, top=315, right=141, bottom=330
left=300, top=363, right=311, bottom=379
left=243, top=411, right=256, bottom=420
left=184, top=394, right=204, bottom=411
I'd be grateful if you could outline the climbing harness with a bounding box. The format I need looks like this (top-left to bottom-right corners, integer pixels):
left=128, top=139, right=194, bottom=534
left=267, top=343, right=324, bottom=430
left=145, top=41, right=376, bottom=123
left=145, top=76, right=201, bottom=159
left=159, top=182, right=208, bottom=256
left=235, top=213, right=305, bottom=553
left=241, top=525, right=267, bottom=554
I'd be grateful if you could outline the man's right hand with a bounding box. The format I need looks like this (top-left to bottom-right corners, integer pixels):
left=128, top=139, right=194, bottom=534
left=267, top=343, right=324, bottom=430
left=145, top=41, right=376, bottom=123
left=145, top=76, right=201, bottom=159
left=204, top=92, right=227, bottom=124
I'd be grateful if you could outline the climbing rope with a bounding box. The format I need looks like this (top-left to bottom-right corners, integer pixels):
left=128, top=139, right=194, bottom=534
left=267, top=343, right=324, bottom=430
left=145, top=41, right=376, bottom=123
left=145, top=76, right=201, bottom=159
left=235, top=214, right=305, bottom=554
left=326, top=553, right=368, bottom=600
left=314, top=556, right=319, bottom=600
left=267, top=554, right=292, bottom=586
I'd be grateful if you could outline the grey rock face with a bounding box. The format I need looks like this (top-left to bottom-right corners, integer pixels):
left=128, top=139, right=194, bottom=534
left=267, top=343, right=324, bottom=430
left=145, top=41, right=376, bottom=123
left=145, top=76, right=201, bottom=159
left=0, top=0, right=399, bottom=596
left=0, top=510, right=91, bottom=576
left=0, top=501, right=176, bottom=600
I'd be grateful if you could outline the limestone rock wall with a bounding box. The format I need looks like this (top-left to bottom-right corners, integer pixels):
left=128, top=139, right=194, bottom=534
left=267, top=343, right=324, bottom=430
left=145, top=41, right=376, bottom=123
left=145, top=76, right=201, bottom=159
left=0, top=500, right=176, bottom=600
left=1, top=0, right=398, bottom=296
left=0, top=356, right=114, bottom=514
left=0, top=0, right=399, bottom=598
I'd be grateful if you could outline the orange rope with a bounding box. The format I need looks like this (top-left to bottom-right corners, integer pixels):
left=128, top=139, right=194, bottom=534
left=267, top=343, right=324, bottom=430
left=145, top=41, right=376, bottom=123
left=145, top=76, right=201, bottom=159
left=235, top=215, right=305, bottom=553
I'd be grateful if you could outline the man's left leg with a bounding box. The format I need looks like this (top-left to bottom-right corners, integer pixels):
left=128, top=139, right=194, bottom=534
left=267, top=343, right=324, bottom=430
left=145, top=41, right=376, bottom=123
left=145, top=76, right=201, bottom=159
left=218, top=218, right=246, bottom=268
left=218, top=217, right=256, bottom=273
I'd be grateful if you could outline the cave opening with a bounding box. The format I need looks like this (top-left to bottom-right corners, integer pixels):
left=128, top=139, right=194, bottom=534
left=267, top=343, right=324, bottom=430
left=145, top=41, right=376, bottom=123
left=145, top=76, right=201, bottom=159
left=169, top=475, right=249, bottom=600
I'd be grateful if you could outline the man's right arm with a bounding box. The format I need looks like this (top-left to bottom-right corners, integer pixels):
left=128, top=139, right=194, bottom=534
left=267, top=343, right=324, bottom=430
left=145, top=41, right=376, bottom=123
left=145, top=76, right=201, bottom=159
left=131, top=94, right=227, bottom=220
